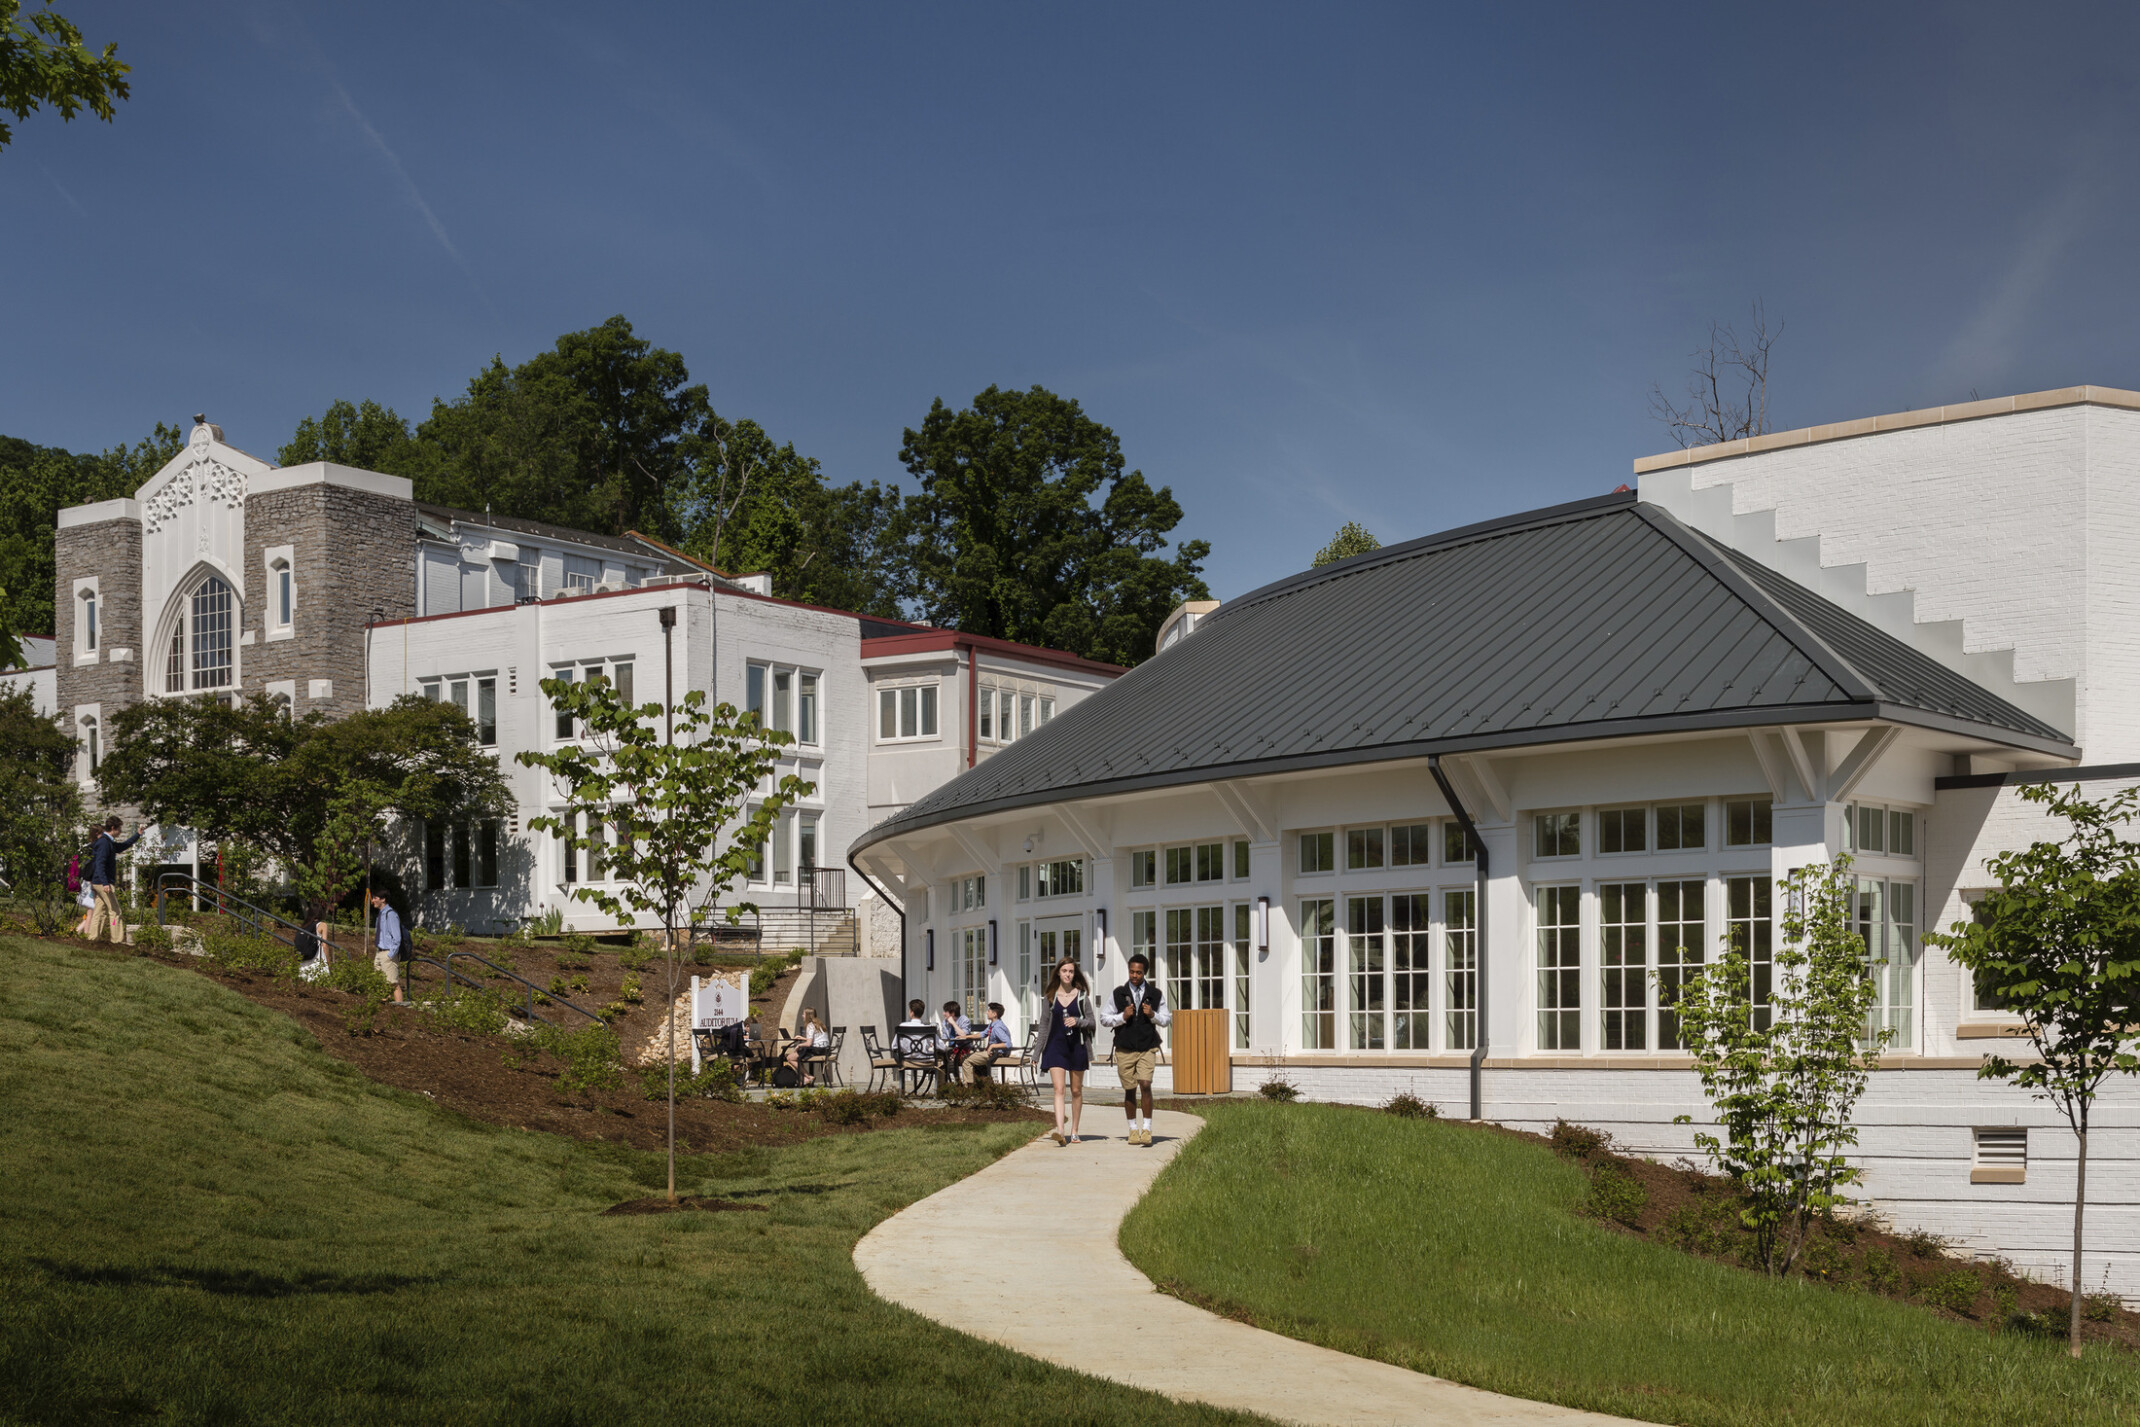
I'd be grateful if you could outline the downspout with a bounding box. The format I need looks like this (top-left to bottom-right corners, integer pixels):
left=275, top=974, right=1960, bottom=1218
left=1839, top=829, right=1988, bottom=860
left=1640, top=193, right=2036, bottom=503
left=849, top=851, right=907, bottom=1017
left=1428, top=754, right=1488, bottom=1122
left=960, top=639, right=977, bottom=769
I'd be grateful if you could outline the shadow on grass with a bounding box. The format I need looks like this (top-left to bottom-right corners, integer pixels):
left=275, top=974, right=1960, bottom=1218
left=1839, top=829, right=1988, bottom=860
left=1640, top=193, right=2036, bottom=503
left=28, top=1259, right=437, bottom=1297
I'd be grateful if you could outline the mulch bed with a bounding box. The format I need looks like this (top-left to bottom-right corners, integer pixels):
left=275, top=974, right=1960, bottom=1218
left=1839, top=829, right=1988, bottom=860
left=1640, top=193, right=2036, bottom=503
left=105, top=932, right=1043, bottom=1155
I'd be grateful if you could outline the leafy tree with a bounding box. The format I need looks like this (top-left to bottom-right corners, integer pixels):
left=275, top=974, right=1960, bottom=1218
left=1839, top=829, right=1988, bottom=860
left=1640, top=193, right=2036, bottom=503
left=1925, top=783, right=2140, bottom=1358
left=1671, top=857, right=1887, bottom=1276
left=890, top=384, right=1210, bottom=665
left=671, top=411, right=901, bottom=615
left=0, top=683, right=81, bottom=932
left=518, top=672, right=809, bottom=1201
left=0, top=1, right=129, bottom=150
left=276, top=399, right=422, bottom=475
left=96, top=693, right=512, bottom=924
left=1312, top=521, right=1381, bottom=567
left=0, top=422, right=182, bottom=650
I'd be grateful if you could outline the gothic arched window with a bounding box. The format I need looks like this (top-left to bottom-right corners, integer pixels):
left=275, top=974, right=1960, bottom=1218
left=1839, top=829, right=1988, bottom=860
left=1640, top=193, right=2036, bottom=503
left=164, top=574, right=236, bottom=693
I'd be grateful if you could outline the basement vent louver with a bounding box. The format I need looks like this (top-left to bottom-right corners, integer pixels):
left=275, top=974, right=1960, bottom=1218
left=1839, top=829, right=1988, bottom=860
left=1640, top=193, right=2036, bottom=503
left=1972, top=1127, right=2027, bottom=1183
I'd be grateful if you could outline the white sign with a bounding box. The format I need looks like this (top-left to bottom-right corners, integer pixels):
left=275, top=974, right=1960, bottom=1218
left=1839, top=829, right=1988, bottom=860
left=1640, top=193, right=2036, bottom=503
left=692, top=973, right=750, bottom=1031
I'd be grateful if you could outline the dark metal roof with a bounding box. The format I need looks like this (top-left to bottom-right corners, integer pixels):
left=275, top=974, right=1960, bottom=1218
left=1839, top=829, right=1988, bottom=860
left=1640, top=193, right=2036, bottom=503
left=853, top=491, right=2075, bottom=854
left=414, top=502, right=701, bottom=574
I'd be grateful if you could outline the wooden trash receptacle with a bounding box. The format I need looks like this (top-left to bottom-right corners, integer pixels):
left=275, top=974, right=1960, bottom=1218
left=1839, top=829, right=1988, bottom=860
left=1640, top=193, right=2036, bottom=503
left=1169, top=1008, right=1232, bottom=1095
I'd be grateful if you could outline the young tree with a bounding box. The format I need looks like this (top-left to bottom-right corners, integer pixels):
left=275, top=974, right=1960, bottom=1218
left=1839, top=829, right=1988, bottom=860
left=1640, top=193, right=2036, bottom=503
left=890, top=384, right=1211, bottom=666
left=0, top=0, right=131, bottom=150
left=1924, top=783, right=2140, bottom=1358
left=0, top=683, right=81, bottom=932
left=1312, top=521, right=1381, bottom=567
left=1671, top=857, right=1887, bottom=1275
left=517, top=672, right=809, bottom=1202
left=97, top=693, right=511, bottom=924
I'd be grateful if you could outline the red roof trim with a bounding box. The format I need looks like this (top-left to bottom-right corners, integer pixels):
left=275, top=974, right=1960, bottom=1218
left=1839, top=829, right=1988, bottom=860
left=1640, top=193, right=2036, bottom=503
left=861, top=630, right=1126, bottom=676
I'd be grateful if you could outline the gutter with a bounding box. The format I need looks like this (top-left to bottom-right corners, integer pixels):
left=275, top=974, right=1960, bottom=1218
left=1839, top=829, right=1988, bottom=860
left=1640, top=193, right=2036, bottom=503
left=958, top=638, right=977, bottom=770
left=1428, top=754, right=1488, bottom=1122
left=848, top=851, right=908, bottom=1017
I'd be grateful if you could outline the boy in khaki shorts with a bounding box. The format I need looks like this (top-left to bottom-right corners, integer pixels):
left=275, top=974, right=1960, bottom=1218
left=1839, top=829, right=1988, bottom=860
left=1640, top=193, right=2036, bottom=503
left=1100, top=953, right=1170, bottom=1145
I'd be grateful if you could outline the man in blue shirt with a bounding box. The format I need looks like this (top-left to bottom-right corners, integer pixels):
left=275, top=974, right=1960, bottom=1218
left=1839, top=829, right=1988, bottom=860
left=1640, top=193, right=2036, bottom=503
left=370, top=891, right=405, bottom=1003
left=960, top=1001, right=1017, bottom=1083
left=83, top=815, right=140, bottom=944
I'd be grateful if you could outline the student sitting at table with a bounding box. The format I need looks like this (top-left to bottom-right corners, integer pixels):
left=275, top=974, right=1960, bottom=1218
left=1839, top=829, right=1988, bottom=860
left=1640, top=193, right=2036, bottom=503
left=782, top=1008, right=832, bottom=1086
left=936, top=1000, right=978, bottom=1075
left=960, top=1002, right=1016, bottom=1083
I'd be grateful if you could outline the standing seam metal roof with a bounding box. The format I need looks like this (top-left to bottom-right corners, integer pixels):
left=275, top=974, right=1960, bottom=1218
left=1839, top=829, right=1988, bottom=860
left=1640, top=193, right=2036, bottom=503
left=851, top=492, right=2074, bottom=854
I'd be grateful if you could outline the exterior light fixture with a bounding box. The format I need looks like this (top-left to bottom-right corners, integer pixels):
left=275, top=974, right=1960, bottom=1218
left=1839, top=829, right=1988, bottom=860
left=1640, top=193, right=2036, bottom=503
left=925, top=928, right=934, bottom=972
left=988, top=918, right=998, bottom=967
left=1094, top=907, right=1108, bottom=966
left=1256, top=896, right=1270, bottom=956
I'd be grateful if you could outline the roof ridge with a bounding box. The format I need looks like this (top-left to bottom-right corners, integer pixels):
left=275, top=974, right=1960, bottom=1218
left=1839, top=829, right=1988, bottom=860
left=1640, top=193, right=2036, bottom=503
left=1628, top=502, right=1882, bottom=704
left=1215, top=490, right=1637, bottom=617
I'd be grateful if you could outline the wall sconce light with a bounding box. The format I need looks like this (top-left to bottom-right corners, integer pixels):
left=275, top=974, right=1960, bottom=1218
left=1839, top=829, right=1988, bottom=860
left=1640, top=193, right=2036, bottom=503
left=1256, top=896, right=1270, bottom=956
left=988, top=918, right=998, bottom=967
left=925, top=928, right=935, bottom=972
left=1094, top=907, right=1108, bottom=966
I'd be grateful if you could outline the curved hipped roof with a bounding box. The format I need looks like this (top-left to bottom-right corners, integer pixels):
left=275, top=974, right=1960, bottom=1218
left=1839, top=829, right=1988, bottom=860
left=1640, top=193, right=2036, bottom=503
left=852, top=491, right=2077, bottom=856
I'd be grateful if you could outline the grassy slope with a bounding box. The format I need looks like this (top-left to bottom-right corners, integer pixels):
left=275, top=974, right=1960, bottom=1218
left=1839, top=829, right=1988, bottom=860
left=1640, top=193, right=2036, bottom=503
left=0, top=936, right=1260, bottom=1427
left=1121, top=1101, right=2140, bottom=1427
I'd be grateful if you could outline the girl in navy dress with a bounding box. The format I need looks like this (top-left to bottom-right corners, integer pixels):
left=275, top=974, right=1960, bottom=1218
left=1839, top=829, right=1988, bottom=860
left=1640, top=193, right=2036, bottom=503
left=1038, top=957, right=1094, bottom=1144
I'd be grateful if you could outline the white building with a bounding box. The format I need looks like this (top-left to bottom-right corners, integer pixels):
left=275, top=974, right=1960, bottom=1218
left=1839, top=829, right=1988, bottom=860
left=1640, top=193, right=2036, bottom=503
left=855, top=386, right=2140, bottom=1297
left=51, top=418, right=1123, bottom=920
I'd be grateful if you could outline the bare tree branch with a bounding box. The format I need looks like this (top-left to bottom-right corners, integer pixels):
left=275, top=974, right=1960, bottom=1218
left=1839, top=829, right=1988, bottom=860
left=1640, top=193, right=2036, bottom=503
left=1648, top=300, right=1782, bottom=450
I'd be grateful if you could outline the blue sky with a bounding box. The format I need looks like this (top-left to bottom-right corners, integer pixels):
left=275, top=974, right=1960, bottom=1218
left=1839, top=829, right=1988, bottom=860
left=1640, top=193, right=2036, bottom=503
left=5, top=2, right=2138, bottom=599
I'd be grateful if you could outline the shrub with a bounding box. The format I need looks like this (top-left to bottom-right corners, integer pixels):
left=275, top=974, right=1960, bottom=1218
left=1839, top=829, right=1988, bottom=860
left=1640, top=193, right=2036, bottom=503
left=1990, top=1281, right=2019, bottom=1324
left=1585, top=1163, right=1649, bottom=1227
left=530, top=906, right=565, bottom=937
left=1384, top=1092, right=1436, bottom=1119
left=639, top=1055, right=743, bottom=1103
left=1799, top=1235, right=1849, bottom=1283
left=1549, top=1119, right=1609, bottom=1159
left=1257, top=1076, right=1301, bottom=1103
left=536, top=1022, right=624, bottom=1094
left=342, top=987, right=388, bottom=1036
left=940, top=1077, right=1031, bottom=1110
left=204, top=929, right=298, bottom=979
left=749, top=948, right=807, bottom=997
left=619, top=941, right=653, bottom=972
left=1860, top=1246, right=1905, bottom=1296
left=815, top=1089, right=903, bottom=1125
left=2085, top=1291, right=2121, bottom=1323
left=1918, top=1268, right=1983, bottom=1315
left=428, top=987, right=511, bottom=1035
left=620, top=972, right=643, bottom=1003
left=325, top=955, right=391, bottom=999
left=131, top=922, right=174, bottom=954
left=1657, top=1197, right=1740, bottom=1257
left=1903, top=1227, right=1949, bottom=1258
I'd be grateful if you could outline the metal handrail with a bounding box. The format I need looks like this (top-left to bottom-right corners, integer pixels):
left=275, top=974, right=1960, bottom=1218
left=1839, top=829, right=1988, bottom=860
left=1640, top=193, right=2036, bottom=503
left=427, top=948, right=605, bottom=1028
left=155, top=872, right=311, bottom=951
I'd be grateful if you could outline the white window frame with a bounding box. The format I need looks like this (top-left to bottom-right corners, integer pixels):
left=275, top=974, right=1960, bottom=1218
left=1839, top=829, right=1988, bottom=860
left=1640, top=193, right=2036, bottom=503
left=156, top=570, right=241, bottom=696
left=876, top=679, right=940, bottom=743
left=72, top=577, right=99, bottom=663
left=748, top=661, right=821, bottom=747
left=263, top=544, right=296, bottom=642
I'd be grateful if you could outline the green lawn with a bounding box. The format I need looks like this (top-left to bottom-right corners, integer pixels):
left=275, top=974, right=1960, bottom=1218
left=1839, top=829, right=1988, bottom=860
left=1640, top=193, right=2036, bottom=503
left=0, top=935, right=1261, bottom=1427
left=1121, top=1101, right=2139, bottom=1427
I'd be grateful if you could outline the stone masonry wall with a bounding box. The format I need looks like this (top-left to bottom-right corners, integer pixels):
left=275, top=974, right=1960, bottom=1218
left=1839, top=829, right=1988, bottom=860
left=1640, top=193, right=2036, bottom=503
left=54, top=516, right=143, bottom=821
left=244, top=482, right=416, bottom=719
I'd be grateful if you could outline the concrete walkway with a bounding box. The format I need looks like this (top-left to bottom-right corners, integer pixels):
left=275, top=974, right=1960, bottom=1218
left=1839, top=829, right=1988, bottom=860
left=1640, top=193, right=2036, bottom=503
left=855, top=1108, right=1647, bottom=1427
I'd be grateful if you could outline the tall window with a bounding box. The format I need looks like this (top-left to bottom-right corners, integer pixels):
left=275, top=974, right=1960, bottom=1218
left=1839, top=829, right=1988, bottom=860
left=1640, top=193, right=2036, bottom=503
left=476, top=677, right=497, bottom=745
left=1600, top=882, right=1647, bottom=1050
left=799, top=812, right=818, bottom=873
left=553, top=668, right=577, bottom=738
left=799, top=673, right=818, bottom=744
left=1346, top=895, right=1385, bottom=1049
left=272, top=558, right=293, bottom=628
left=1656, top=880, right=1705, bottom=1048
left=477, top=820, right=500, bottom=888
left=1727, top=876, right=1773, bottom=1029
left=772, top=809, right=793, bottom=884
left=452, top=822, right=472, bottom=889
left=1196, top=905, right=1225, bottom=1009
left=1165, top=907, right=1194, bottom=1013
left=1132, top=909, right=1156, bottom=984
left=427, top=822, right=448, bottom=890
left=1300, top=898, right=1336, bottom=1049
left=1535, top=885, right=1580, bottom=1050
left=165, top=575, right=235, bottom=692
left=958, top=926, right=986, bottom=1022
left=82, top=717, right=100, bottom=777
left=773, top=669, right=792, bottom=733
left=80, top=588, right=98, bottom=653
left=978, top=687, right=995, bottom=741
left=1444, top=889, right=1476, bottom=1049
left=1231, top=901, right=1253, bottom=1049
left=1859, top=879, right=1917, bottom=1049
left=1391, top=893, right=1431, bottom=1049
left=747, top=664, right=765, bottom=722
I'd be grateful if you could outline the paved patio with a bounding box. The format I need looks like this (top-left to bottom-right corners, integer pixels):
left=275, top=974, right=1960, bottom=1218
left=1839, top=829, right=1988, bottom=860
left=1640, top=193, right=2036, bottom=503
left=855, top=1107, right=1649, bottom=1427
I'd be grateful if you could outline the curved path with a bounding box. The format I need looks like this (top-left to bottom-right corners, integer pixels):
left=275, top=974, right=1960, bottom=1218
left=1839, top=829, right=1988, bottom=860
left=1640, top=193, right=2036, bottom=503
left=856, top=1108, right=1647, bottom=1427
